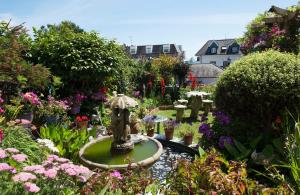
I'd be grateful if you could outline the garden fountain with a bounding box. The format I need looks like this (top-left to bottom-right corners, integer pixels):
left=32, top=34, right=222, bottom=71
left=79, top=94, right=163, bottom=169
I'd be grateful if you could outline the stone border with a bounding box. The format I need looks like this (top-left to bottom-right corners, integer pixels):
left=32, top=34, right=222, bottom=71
left=79, top=135, right=163, bottom=169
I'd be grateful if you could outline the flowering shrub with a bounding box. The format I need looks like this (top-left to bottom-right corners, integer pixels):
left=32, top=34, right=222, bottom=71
left=21, top=92, right=41, bottom=113
left=0, top=150, right=90, bottom=194
left=38, top=96, right=69, bottom=117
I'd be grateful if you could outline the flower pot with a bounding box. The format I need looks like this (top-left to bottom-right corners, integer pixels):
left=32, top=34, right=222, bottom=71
left=130, top=122, right=140, bottom=134
left=164, top=127, right=174, bottom=140
left=18, top=112, right=34, bottom=122
left=76, top=121, right=88, bottom=129
left=183, top=134, right=193, bottom=145
left=71, top=105, right=81, bottom=115
left=146, top=128, right=155, bottom=137
left=45, top=115, right=59, bottom=125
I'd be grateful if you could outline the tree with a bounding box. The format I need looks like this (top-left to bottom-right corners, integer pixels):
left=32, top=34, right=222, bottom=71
left=0, top=20, right=52, bottom=96
left=29, top=21, right=130, bottom=96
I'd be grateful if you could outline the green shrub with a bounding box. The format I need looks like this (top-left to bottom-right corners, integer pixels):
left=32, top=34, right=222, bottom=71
left=215, top=50, right=300, bottom=137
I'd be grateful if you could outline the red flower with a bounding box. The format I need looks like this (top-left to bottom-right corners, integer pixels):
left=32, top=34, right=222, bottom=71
left=0, top=129, right=3, bottom=143
left=161, top=78, right=166, bottom=97
left=100, top=87, right=108, bottom=94
left=275, top=116, right=282, bottom=125
left=81, top=116, right=89, bottom=121
left=76, top=116, right=83, bottom=122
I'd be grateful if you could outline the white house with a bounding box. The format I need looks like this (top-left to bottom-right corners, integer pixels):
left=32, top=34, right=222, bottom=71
left=195, top=39, right=242, bottom=68
left=188, top=62, right=224, bottom=85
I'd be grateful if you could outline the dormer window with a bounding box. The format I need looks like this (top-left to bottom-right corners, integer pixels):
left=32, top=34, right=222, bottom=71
left=163, top=44, right=170, bottom=53
left=146, top=45, right=153, bottom=54
left=211, top=47, right=217, bottom=54
left=221, top=46, right=227, bottom=54
left=232, top=46, right=238, bottom=53
left=130, top=46, right=137, bottom=54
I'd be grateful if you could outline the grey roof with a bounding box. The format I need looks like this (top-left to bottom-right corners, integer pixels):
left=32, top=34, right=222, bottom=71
left=189, top=63, right=223, bottom=78
left=195, top=39, right=239, bottom=56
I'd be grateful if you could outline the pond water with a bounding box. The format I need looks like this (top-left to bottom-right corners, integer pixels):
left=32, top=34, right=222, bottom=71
left=150, top=146, right=194, bottom=181
left=82, top=137, right=159, bottom=165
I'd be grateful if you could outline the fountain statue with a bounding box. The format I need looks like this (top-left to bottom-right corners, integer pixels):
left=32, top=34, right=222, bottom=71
left=110, top=94, right=137, bottom=153
left=79, top=94, right=163, bottom=169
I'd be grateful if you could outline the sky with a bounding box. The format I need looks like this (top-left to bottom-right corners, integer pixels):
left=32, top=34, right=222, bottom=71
left=0, top=0, right=298, bottom=59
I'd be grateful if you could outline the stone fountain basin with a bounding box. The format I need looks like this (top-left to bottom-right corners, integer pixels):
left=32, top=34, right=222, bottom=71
left=79, top=135, right=163, bottom=169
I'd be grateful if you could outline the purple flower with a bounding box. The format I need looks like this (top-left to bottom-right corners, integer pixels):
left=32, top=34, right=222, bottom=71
left=218, top=136, right=234, bottom=149
left=23, top=182, right=40, bottom=193
left=199, top=123, right=214, bottom=139
left=212, top=111, right=231, bottom=125
left=133, top=91, right=141, bottom=98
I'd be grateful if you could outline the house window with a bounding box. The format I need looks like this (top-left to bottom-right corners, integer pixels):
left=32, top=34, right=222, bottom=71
left=210, top=61, right=216, bottom=65
left=130, top=46, right=137, bottom=54
left=232, top=46, right=238, bottom=53
left=221, top=46, right=227, bottom=54
left=211, top=47, right=217, bottom=54
left=163, top=44, right=170, bottom=53
left=146, top=45, right=152, bottom=54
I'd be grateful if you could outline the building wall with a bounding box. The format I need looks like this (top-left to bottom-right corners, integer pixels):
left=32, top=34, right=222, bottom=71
left=200, top=54, right=242, bottom=68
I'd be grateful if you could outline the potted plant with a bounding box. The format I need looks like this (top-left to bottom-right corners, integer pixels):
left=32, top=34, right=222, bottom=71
left=67, top=93, right=87, bottom=115
left=18, top=92, right=41, bottom=122
left=163, top=119, right=178, bottom=140
left=179, top=123, right=196, bottom=145
left=130, top=113, right=141, bottom=134
left=143, top=116, right=156, bottom=137
left=38, top=96, right=69, bottom=124
left=75, top=115, right=89, bottom=129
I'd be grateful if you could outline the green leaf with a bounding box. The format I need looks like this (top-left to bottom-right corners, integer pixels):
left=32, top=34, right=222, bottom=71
left=198, top=146, right=206, bottom=157
left=233, top=139, right=248, bottom=153
left=224, top=142, right=240, bottom=158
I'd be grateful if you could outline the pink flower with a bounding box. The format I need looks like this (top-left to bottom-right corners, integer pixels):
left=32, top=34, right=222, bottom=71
left=0, top=163, right=14, bottom=171
left=12, top=154, right=27, bottom=162
left=23, top=165, right=45, bottom=174
left=22, top=92, right=41, bottom=106
left=76, top=166, right=90, bottom=175
left=110, top=170, right=122, bottom=179
left=0, top=149, right=7, bottom=159
left=0, top=129, right=3, bottom=143
left=43, top=168, right=57, bottom=178
left=12, top=172, right=37, bottom=182
left=24, top=182, right=40, bottom=193
left=65, top=168, right=77, bottom=176
left=0, top=107, right=4, bottom=114
left=5, top=148, right=19, bottom=154
left=0, top=97, right=4, bottom=104
left=47, top=154, right=59, bottom=162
